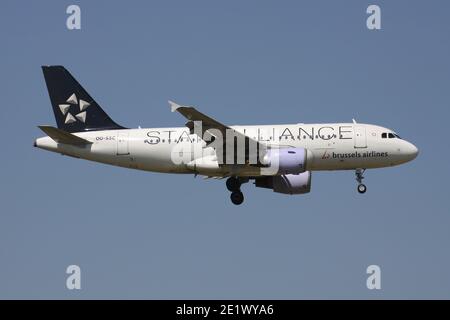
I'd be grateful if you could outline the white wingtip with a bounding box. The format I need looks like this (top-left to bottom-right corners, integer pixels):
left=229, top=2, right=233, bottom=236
left=168, top=100, right=181, bottom=112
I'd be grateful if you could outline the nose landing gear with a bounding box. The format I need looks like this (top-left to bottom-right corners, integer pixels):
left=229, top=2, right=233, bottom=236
left=355, top=168, right=367, bottom=194
left=226, top=177, right=245, bottom=205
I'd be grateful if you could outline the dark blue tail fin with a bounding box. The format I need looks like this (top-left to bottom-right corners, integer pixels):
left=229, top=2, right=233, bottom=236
left=42, top=66, right=125, bottom=132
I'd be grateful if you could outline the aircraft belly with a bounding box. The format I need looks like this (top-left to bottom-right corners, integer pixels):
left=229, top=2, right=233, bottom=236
left=131, top=141, right=191, bottom=173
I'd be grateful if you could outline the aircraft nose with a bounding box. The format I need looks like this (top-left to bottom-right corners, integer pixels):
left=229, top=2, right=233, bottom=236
left=404, top=141, right=419, bottom=161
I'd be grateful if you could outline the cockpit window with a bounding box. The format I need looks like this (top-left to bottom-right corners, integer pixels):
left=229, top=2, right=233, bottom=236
left=382, top=132, right=401, bottom=139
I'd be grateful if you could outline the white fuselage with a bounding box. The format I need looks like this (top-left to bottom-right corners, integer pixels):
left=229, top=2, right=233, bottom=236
left=35, top=123, right=418, bottom=176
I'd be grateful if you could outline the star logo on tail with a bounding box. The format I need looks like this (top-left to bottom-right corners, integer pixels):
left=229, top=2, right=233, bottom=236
left=58, top=93, right=91, bottom=124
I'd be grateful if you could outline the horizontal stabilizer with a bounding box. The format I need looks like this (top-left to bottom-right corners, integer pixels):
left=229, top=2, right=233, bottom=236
left=38, top=125, right=92, bottom=145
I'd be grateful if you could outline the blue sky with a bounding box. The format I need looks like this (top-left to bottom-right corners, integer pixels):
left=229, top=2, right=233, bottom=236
left=0, top=0, right=449, bottom=298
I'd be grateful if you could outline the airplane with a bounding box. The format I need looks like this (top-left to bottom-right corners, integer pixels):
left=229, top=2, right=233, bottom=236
left=34, top=66, right=419, bottom=205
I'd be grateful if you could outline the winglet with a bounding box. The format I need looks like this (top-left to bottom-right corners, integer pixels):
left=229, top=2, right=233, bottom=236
left=168, top=100, right=182, bottom=112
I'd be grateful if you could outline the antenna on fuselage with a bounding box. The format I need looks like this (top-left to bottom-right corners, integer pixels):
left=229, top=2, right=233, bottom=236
left=352, top=118, right=357, bottom=124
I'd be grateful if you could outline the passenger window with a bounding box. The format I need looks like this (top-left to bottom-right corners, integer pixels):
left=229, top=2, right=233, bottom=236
left=388, top=133, right=395, bottom=138
left=381, top=133, right=387, bottom=138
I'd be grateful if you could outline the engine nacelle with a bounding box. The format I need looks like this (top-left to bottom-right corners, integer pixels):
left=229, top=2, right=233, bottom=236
left=255, top=171, right=312, bottom=195
left=261, top=148, right=307, bottom=175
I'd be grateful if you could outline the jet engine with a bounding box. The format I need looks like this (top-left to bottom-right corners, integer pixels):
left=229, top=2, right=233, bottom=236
left=255, top=171, right=312, bottom=195
left=261, top=148, right=307, bottom=175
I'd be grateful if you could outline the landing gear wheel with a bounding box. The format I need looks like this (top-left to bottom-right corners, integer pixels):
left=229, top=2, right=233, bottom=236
left=355, top=169, right=367, bottom=194
left=230, top=191, right=244, bottom=205
left=226, top=177, right=241, bottom=192
left=357, top=184, right=367, bottom=194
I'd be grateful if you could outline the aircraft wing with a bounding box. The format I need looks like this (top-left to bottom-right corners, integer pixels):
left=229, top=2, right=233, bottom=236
left=169, top=101, right=228, bottom=135
left=169, top=101, right=267, bottom=164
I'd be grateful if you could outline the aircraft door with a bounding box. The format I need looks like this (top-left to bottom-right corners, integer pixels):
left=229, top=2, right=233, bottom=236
left=117, top=131, right=130, bottom=155
left=354, top=126, right=367, bottom=148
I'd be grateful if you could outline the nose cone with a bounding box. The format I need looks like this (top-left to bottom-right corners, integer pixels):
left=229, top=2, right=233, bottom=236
left=403, top=141, right=419, bottom=161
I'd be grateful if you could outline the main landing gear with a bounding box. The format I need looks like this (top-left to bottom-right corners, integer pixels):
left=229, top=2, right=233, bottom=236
left=226, top=177, right=245, bottom=205
left=355, top=168, right=367, bottom=194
